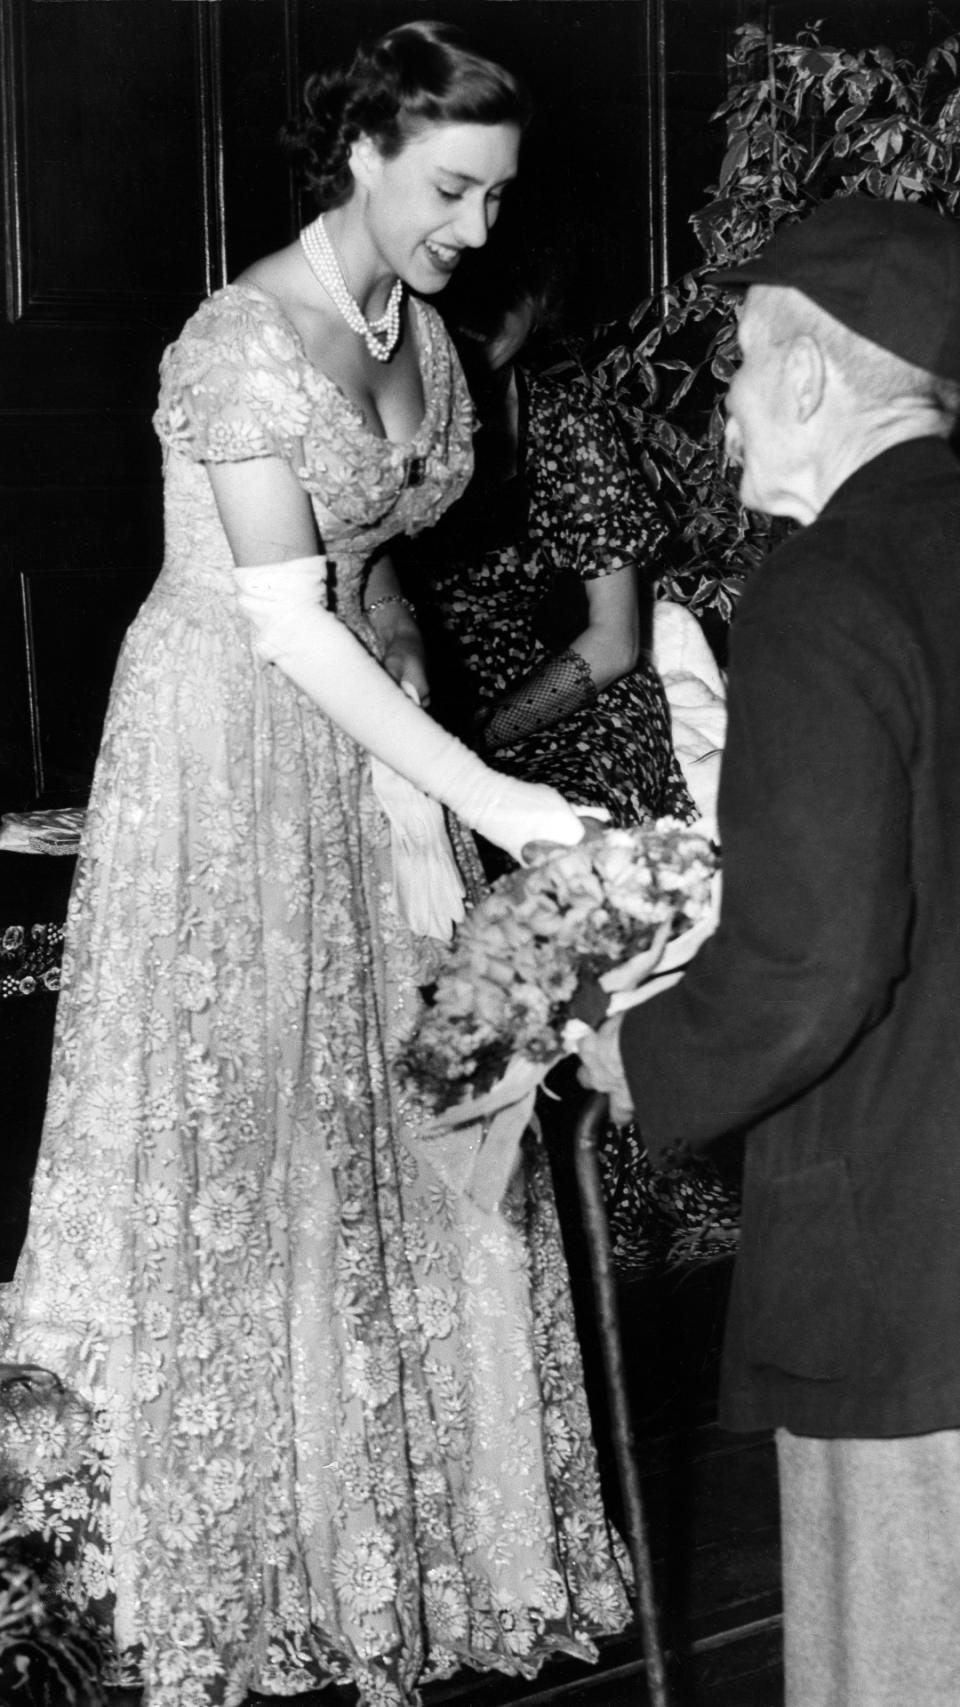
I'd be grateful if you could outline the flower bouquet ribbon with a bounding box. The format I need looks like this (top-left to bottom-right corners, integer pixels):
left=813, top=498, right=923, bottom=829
left=398, top=819, right=720, bottom=1211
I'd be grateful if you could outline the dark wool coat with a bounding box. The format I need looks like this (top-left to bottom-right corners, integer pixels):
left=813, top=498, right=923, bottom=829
left=620, top=436, right=960, bottom=1438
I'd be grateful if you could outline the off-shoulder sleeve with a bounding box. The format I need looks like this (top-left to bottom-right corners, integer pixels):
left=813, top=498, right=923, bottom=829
left=153, top=289, right=315, bottom=465
left=528, top=374, right=668, bottom=582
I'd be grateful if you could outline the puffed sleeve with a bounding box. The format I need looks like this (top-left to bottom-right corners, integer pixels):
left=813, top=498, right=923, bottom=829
left=152, top=288, right=315, bottom=465
left=527, top=374, right=668, bottom=581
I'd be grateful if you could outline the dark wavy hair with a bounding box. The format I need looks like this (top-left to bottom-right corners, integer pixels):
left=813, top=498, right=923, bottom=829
left=283, top=19, right=531, bottom=213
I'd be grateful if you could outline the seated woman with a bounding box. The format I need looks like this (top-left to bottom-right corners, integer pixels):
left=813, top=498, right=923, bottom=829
left=398, top=259, right=740, bottom=1274
left=400, top=270, right=693, bottom=859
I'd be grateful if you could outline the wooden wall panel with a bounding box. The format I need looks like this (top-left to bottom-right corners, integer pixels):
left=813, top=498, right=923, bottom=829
left=0, top=0, right=237, bottom=808
left=662, top=0, right=734, bottom=281
left=21, top=568, right=157, bottom=800
left=220, top=0, right=300, bottom=278
left=5, top=1, right=215, bottom=324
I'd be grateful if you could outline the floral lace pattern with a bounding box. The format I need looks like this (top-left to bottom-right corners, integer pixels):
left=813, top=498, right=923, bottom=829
left=0, top=924, right=64, bottom=999
left=0, top=285, right=630, bottom=1705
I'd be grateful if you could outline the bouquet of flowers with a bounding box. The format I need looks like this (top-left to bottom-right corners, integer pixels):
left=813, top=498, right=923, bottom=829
left=401, top=819, right=717, bottom=1118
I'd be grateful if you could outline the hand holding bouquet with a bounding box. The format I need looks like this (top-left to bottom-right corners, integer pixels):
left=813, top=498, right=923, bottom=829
left=400, top=819, right=718, bottom=1119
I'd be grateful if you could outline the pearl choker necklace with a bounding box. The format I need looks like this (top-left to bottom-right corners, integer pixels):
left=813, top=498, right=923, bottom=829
left=299, top=215, right=403, bottom=363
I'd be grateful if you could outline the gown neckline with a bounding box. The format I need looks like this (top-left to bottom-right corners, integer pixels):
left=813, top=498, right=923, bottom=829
left=217, top=279, right=436, bottom=454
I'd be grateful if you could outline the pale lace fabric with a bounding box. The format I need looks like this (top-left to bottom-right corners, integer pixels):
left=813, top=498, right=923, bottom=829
left=0, top=285, right=630, bottom=1706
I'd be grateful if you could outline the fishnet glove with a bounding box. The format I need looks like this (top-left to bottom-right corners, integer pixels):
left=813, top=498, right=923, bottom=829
left=479, top=647, right=597, bottom=754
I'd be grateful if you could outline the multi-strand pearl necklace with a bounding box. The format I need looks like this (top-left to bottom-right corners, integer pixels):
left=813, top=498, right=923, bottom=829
left=299, top=214, right=403, bottom=363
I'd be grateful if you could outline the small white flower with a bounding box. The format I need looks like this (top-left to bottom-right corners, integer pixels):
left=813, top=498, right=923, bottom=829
left=175, top=953, right=217, bottom=1013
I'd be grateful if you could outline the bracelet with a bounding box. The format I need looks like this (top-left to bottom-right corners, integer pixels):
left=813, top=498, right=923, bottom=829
left=365, top=594, right=418, bottom=621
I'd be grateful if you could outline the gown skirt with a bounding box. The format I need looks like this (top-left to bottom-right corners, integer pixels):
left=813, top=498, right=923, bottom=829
left=0, top=285, right=631, bottom=1706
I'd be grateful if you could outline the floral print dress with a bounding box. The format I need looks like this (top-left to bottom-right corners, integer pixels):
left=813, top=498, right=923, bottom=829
left=404, top=367, right=693, bottom=822
left=405, top=368, right=741, bottom=1275
left=0, top=286, right=630, bottom=1706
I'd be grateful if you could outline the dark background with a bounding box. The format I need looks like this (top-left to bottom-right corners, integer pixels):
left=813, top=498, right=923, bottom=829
left=0, top=0, right=956, bottom=810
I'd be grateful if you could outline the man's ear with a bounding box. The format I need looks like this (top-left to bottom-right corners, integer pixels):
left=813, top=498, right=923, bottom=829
left=787, top=334, right=827, bottom=423
left=348, top=134, right=382, bottom=192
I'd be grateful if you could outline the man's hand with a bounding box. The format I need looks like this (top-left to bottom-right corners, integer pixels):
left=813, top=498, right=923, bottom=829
left=600, top=918, right=673, bottom=996
left=576, top=1014, right=635, bottom=1125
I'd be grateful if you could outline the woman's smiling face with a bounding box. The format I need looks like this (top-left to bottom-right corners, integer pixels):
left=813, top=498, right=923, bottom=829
left=356, top=120, right=521, bottom=294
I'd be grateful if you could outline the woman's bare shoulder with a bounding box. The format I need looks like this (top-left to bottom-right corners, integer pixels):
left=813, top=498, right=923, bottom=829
left=233, top=242, right=301, bottom=298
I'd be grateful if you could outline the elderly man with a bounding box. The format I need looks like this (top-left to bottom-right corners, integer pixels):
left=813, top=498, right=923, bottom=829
left=579, top=195, right=960, bottom=1706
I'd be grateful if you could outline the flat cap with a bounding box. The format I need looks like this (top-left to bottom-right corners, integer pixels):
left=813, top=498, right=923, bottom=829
left=712, top=196, right=960, bottom=382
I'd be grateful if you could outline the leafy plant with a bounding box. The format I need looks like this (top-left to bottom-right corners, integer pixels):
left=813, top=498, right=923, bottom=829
left=581, top=20, right=960, bottom=621
left=0, top=1368, right=106, bottom=1706
left=0, top=1499, right=106, bottom=1707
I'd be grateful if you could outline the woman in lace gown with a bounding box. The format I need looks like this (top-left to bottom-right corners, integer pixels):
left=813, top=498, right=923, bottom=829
left=0, top=24, right=630, bottom=1707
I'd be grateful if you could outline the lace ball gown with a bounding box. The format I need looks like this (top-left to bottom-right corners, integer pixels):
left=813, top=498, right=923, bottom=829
left=0, top=286, right=630, bottom=1707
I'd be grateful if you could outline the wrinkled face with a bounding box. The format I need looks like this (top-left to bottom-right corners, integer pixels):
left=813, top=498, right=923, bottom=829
left=359, top=120, right=521, bottom=294
left=724, top=287, right=796, bottom=516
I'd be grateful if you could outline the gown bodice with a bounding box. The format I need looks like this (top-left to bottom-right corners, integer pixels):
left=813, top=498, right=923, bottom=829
left=152, top=283, right=475, bottom=633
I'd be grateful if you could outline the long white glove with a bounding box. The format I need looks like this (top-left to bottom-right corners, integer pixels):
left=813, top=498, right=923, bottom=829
left=370, top=682, right=466, bottom=942
left=233, top=556, right=585, bottom=866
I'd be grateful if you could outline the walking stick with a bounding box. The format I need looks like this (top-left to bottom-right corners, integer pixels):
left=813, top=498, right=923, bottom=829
left=574, top=1091, right=672, bottom=1707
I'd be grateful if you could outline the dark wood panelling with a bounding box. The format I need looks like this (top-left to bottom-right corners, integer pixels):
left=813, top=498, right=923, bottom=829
left=4, top=0, right=221, bottom=323
left=220, top=0, right=301, bottom=278
left=662, top=0, right=736, bottom=282
left=0, top=571, right=33, bottom=805
left=21, top=567, right=156, bottom=800
left=0, top=0, right=226, bottom=808
left=0, top=415, right=159, bottom=490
